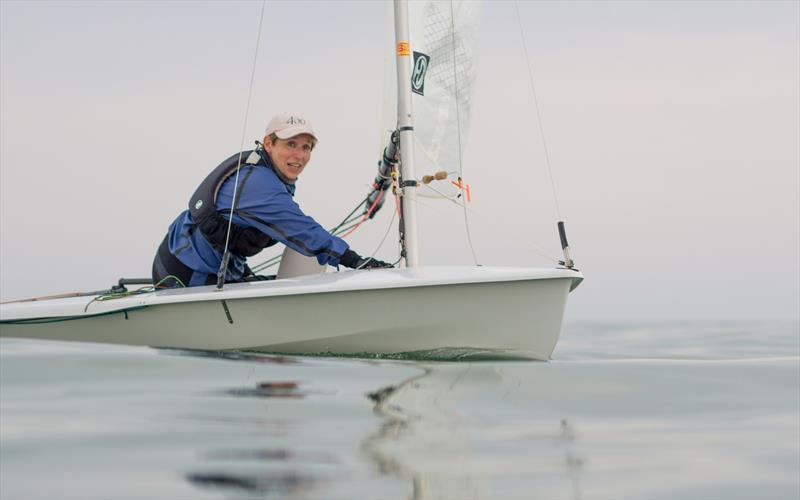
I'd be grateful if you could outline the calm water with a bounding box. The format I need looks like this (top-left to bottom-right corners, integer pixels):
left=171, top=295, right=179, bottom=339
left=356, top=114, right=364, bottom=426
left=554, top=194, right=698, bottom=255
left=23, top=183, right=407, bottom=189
left=1, top=321, right=798, bottom=500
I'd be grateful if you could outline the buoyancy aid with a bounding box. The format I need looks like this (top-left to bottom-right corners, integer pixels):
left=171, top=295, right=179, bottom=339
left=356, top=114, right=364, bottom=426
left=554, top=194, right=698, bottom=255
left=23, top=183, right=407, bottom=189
left=188, top=149, right=276, bottom=257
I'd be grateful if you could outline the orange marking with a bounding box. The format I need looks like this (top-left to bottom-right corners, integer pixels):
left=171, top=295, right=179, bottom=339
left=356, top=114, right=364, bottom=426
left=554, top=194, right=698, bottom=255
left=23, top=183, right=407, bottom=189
left=397, top=42, right=410, bottom=56
left=450, top=179, right=472, bottom=202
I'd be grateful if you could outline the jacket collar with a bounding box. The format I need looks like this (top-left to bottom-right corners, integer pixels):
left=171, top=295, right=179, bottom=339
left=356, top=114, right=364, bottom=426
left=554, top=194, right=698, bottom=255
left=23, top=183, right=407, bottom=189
left=257, top=148, right=296, bottom=195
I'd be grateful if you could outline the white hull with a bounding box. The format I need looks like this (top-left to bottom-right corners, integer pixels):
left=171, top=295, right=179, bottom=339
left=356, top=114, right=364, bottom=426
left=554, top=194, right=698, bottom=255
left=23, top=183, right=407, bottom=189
left=0, top=266, right=582, bottom=360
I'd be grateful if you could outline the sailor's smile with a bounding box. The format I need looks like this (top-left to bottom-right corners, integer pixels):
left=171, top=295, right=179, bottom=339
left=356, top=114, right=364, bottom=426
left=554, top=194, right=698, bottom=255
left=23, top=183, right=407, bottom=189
left=264, top=134, right=314, bottom=182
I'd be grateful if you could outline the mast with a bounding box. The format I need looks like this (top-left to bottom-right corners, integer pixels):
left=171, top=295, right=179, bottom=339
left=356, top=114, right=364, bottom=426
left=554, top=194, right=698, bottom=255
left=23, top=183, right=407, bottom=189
left=393, top=0, right=420, bottom=267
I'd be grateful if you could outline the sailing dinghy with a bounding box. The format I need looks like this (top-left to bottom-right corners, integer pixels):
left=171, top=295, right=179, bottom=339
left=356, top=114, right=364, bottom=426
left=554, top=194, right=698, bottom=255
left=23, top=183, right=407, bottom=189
left=0, top=0, right=583, bottom=360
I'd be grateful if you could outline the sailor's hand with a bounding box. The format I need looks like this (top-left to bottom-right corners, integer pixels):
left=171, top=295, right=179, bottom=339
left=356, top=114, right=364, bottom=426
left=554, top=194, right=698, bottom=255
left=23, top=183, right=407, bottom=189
left=357, top=257, right=393, bottom=269
left=340, top=249, right=393, bottom=269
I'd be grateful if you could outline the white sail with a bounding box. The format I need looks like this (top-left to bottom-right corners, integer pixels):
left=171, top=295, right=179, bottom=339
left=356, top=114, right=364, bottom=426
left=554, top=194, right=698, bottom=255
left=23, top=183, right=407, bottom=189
left=383, top=0, right=483, bottom=199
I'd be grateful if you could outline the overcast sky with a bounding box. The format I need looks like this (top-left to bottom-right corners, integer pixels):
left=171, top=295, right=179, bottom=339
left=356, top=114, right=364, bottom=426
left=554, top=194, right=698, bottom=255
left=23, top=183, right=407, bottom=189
left=1, top=0, right=798, bottom=321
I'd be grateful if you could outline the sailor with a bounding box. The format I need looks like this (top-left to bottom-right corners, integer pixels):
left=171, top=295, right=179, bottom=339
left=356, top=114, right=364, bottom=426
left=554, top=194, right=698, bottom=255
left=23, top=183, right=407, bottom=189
left=152, top=112, right=392, bottom=287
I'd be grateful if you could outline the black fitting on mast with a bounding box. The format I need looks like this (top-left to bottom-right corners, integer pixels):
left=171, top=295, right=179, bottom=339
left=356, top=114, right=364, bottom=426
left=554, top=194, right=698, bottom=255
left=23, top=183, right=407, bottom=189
left=390, top=129, right=408, bottom=264
left=365, top=131, right=400, bottom=219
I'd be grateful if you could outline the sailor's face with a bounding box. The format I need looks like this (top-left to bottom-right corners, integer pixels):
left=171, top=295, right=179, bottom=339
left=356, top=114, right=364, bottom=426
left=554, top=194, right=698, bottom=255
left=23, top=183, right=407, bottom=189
left=265, top=134, right=314, bottom=182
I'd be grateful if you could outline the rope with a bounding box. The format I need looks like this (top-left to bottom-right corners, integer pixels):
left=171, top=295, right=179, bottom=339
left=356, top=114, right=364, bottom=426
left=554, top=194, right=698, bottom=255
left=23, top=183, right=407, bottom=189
left=216, top=0, right=268, bottom=289
left=250, top=254, right=281, bottom=273
left=421, top=180, right=466, bottom=206
left=248, top=194, right=381, bottom=273
left=1, top=306, right=150, bottom=325
left=357, top=201, right=398, bottom=269
left=338, top=189, right=386, bottom=238
left=82, top=275, right=185, bottom=312
left=329, top=197, right=368, bottom=234
left=249, top=201, right=397, bottom=273
left=513, top=0, right=563, bottom=221
left=449, top=0, right=479, bottom=266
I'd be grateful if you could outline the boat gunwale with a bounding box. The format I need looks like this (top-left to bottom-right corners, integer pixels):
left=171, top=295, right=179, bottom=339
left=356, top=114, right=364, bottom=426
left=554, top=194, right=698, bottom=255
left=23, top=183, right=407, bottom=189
left=1, top=266, right=583, bottom=322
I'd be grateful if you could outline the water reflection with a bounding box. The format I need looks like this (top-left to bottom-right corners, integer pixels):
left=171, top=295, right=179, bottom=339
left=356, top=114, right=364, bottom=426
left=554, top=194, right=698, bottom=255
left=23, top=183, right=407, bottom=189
left=158, top=347, right=299, bottom=364
left=362, top=364, right=586, bottom=499
left=171, top=347, right=587, bottom=499
left=220, top=381, right=308, bottom=399
left=187, top=471, right=318, bottom=496
left=172, top=412, right=295, bottom=432
left=187, top=449, right=337, bottom=497
left=203, top=448, right=338, bottom=464
left=5, top=335, right=795, bottom=499
left=170, top=351, right=587, bottom=499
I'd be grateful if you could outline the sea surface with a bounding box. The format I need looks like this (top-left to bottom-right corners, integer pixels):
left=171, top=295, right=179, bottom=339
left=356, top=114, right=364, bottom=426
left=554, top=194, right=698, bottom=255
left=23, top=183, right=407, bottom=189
left=1, top=321, right=798, bottom=500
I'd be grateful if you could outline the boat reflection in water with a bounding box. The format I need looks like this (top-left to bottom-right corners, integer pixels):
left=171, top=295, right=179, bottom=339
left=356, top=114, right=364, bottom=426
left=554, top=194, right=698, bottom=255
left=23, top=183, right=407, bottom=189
left=360, top=363, right=586, bottom=500
left=2, top=330, right=798, bottom=500
left=179, top=359, right=586, bottom=500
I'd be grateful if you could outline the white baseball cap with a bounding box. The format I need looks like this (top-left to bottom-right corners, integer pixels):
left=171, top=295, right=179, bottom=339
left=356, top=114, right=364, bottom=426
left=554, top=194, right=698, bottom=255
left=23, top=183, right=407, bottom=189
left=264, top=112, right=317, bottom=141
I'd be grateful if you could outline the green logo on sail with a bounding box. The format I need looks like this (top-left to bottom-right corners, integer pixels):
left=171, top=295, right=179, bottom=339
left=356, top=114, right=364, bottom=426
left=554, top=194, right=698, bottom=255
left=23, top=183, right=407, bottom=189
left=412, top=51, right=430, bottom=96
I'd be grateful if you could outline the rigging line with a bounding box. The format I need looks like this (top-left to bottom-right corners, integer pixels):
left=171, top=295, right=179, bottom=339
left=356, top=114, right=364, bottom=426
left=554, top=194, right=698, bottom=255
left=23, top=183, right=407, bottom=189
left=251, top=254, right=282, bottom=273
left=332, top=216, right=366, bottom=236
left=513, top=0, right=563, bottom=221
left=247, top=195, right=370, bottom=273
left=358, top=204, right=398, bottom=269
left=334, top=220, right=364, bottom=238
left=421, top=181, right=465, bottom=206
left=409, top=188, right=560, bottom=263
left=449, top=0, right=479, bottom=266
left=336, top=188, right=387, bottom=238
left=329, top=197, right=369, bottom=234
left=217, top=0, right=268, bottom=288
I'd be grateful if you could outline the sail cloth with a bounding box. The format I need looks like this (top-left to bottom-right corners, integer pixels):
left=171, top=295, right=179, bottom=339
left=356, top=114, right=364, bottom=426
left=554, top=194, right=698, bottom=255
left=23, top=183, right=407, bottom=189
left=383, top=0, right=483, bottom=199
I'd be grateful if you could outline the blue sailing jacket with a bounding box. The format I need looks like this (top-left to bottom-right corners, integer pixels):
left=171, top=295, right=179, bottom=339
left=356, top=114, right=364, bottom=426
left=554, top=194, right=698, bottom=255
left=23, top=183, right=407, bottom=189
left=166, top=151, right=349, bottom=286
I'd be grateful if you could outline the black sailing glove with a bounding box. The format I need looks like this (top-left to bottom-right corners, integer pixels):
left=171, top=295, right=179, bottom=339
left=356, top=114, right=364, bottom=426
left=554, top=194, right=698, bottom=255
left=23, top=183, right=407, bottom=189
left=339, top=249, right=394, bottom=269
